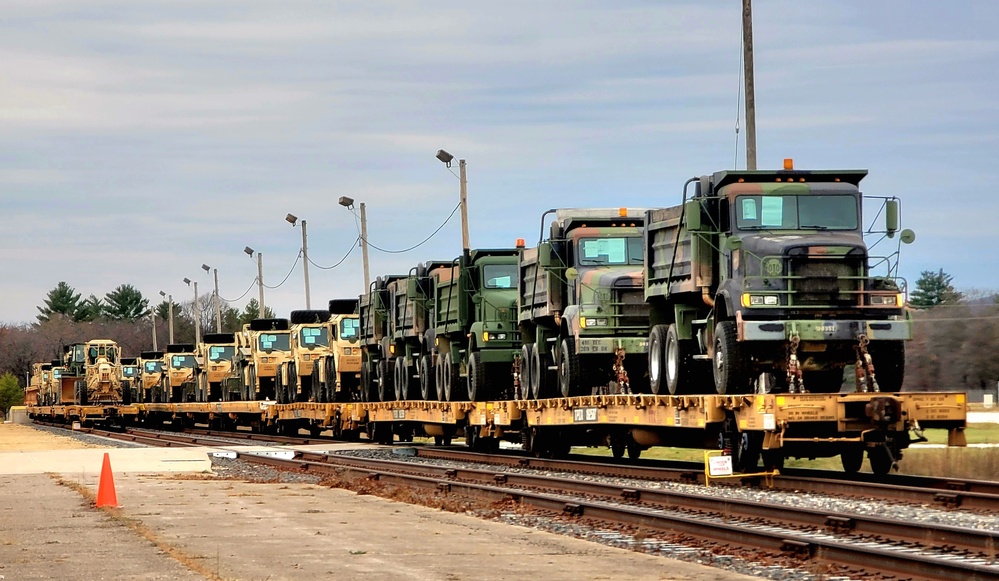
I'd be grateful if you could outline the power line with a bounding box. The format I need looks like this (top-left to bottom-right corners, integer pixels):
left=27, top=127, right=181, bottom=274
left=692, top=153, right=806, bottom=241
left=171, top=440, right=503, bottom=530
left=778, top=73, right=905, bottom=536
left=263, top=251, right=302, bottom=290
left=218, top=278, right=258, bottom=303
left=309, top=237, right=358, bottom=270
left=354, top=202, right=462, bottom=254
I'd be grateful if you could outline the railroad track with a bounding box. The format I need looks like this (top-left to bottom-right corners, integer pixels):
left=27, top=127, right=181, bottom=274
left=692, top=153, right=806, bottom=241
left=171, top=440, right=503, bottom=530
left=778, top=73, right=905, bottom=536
left=34, top=421, right=999, bottom=580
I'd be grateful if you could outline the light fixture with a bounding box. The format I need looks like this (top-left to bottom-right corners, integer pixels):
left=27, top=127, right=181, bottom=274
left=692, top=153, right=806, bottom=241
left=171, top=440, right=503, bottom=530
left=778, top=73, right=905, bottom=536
left=201, top=264, right=210, bottom=273
left=244, top=246, right=254, bottom=256
left=338, top=196, right=354, bottom=209
left=436, top=149, right=454, bottom=167
left=285, top=213, right=298, bottom=226
left=183, top=277, right=191, bottom=285
left=159, top=290, right=166, bottom=298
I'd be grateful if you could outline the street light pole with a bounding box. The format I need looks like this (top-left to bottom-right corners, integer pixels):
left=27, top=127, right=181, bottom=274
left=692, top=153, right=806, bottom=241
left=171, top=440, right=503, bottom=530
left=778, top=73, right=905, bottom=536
left=184, top=278, right=201, bottom=345
left=286, top=214, right=311, bottom=309
left=151, top=312, right=158, bottom=351
left=245, top=247, right=265, bottom=319
left=359, top=203, right=371, bottom=292
left=203, top=264, right=222, bottom=333
left=742, top=0, right=757, bottom=170
left=436, top=149, right=471, bottom=253
left=160, top=291, right=174, bottom=344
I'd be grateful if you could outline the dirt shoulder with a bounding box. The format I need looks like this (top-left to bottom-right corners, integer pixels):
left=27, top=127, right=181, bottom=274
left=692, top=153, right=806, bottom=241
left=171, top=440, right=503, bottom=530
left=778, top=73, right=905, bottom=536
left=0, top=423, right=97, bottom=452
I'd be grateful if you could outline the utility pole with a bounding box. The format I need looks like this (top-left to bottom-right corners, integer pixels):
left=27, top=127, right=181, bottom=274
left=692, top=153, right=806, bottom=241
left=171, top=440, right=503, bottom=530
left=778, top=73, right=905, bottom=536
left=193, top=282, right=200, bottom=345
left=359, top=203, right=371, bottom=292
left=151, top=313, right=158, bottom=351
left=301, top=220, right=311, bottom=309
left=257, top=253, right=265, bottom=318
left=742, top=0, right=757, bottom=170
left=168, top=296, right=174, bottom=343
left=212, top=268, right=222, bottom=332
left=458, top=159, right=470, bottom=253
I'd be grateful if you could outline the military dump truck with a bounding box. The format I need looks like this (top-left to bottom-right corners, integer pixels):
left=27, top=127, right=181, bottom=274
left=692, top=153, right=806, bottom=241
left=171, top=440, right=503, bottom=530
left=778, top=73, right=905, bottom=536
left=280, top=310, right=334, bottom=403
left=137, top=350, right=164, bottom=403
left=58, top=340, right=122, bottom=404
left=119, top=358, right=138, bottom=405
left=644, top=163, right=915, bottom=395
left=310, top=299, right=362, bottom=402
left=519, top=209, right=649, bottom=399
left=358, top=275, right=406, bottom=401
left=195, top=333, right=240, bottom=402
left=426, top=250, right=521, bottom=402
left=236, top=318, right=292, bottom=401
left=385, top=264, right=444, bottom=401
left=162, top=344, right=197, bottom=402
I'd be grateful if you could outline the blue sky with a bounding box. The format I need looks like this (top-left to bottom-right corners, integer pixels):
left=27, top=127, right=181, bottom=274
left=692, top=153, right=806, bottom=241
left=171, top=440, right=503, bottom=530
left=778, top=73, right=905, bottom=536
left=1, top=1, right=997, bottom=323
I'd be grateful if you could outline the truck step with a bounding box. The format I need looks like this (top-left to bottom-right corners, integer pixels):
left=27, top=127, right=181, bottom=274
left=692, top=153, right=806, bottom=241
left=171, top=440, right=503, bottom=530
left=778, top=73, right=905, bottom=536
left=691, top=355, right=712, bottom=361
left=691, top=319, right=710, bottom=327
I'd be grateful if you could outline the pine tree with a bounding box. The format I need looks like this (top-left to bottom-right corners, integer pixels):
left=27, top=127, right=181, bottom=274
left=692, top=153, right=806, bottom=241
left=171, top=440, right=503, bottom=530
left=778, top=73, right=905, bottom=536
left=36, top=282, right=82, bottom=322
left=909, top=269, right=962, bottom=308
left=104, top=284, right=151, bottom=322
left=76, top=294, right=105, bottom=322
left=238, top=299, right=276, bottom=326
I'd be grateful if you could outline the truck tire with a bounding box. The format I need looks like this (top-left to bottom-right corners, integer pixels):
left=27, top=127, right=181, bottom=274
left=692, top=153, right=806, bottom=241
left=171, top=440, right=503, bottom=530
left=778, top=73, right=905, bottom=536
left=803, top=369, right=843, bottom=393
left=521, top=344, right=536, bottom=399
left=360, top=363, right=372, bottom=402
left=443, top=352, right=460, bottom=401
left=867, top=341, right=904, bottom=392
left=665, top=324, right=700, bottom=395
left=467, top=352, right=488, bottom=401
left=529, top=345, right=552, bottom=399
left=557, top=337, right=582, bottom=398
left=713, top=321, right=748, bottom=395
left=377, top=359, right=394, bottom=402
left=648, top=325, right=667, bottom=394
left=435, top=354, right=447, bottom=400
left=419, top=354, right=435, bottom=400
left=247, top=366, right=257, bottom=401
left=393, top=357, right=407, bottom=400
left=324, top=357, right=338, bottom=402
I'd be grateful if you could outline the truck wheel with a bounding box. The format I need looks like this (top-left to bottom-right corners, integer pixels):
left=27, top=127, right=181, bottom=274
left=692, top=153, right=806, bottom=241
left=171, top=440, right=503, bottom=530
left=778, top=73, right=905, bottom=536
left=443, top=352, right=460, bottom=401
left=435, top=354, right=446, bottom=400
left=520, top=344, right=536, bottom=399
left=288, top=362, right=299, bottom=403
left=867, top=341, right=904, bottom=392
left=467, top=352, right=488, bottom=401
left=393, top=358, right=407, bottom=400
left=665, top=324, right=696, bottom=395
left=360, top=364, right=371, bottom=402
left=558, top=337, right=582, bottom=398
left=247, top=366, right=257, bottom=401
left=419, top=354, right=435, bottom=400
left=377, top=359, right=394, bottom=402
left=529, top=344, right=551, bottom=399
left=713, top=321, right=748, bottom=395
left=648, top=325, right=667, bottom=394
left=324, top=358, right=337, bottom=402
left=803, top=369, right=843, bottom=393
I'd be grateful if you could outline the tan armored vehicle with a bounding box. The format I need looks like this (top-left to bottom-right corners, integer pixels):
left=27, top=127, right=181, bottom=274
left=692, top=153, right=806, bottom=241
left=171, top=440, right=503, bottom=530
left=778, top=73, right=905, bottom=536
left=137, top=350, right=164, bottom=403
left=195, top=333, right=241, bottom=402
left=161, top=344, right=197, bottom=403
left=59, top=340, right=122, bottom=404
left=236, top=318, right=291, bottom=401
left=26, top=362, right=47, bottom=406
left=279, top=310, right=334, bottom=403
left=119, top=357, right=138, bottom=405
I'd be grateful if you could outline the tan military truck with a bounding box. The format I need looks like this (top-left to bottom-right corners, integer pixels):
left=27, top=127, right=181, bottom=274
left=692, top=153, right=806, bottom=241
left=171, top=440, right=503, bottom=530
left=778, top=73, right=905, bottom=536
left=59, top=340, right=122, bottom=405
left=26, top=362, right=47, bottom=406
left=279, top=310, right=332, bottom=403
left=235, top=318, right=291, bottom=401
left=119, top=357, right=138, bottom=405
left=161, top=344, right=197, bottom=403
left=137, top=350, right=165, bottom=403
left=312, top=299, right=362, bottom=402
left=195, top=333, right=241, bottom=402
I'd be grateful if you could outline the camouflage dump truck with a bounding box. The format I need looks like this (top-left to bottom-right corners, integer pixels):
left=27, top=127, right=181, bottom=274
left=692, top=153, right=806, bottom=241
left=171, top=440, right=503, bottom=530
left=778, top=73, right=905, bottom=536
left=162, top=344, right=197, bottom=402
left=119, top=358, right=138, bottom=405
left=310, top=299, right=362, bottom=402
left=358, top=275, right=405, bottom=402
left=137, top=350, right=164, bottom=403
left=428, top=250, right=520, bottom=401
left=236, top=318, right=292, bottom=401
left=195, top=333, right=240, bottom=402
left=519, top=209, right=649, bottom=399
left=644, top=163, right=915, bottom=395
left=60, top=340, right=122, bottom=404
left=280, top=310, right=334, bottom=403
left=387, top=264, right=446, bottom=401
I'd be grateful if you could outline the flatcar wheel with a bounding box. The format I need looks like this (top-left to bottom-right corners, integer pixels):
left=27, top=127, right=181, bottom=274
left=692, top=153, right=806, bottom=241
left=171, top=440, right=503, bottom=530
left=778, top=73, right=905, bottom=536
left=762, top=449, right=785, bottom=472
left=840, top=448, right=864, bottom=473
left=610, top=436, right=625, bottom=459
left=626, top=441, right=641, bottom=460
left=868, top=445, right=894, bottom=476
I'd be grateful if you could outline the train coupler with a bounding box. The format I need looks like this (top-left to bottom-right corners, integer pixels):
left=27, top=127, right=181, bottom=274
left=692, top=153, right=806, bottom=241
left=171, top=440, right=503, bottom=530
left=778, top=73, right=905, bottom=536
left=612, top=347, right=631, bottom=395
left=854, top=335, right=880, bottom=393
left=785, top=336, right=805, bottom=393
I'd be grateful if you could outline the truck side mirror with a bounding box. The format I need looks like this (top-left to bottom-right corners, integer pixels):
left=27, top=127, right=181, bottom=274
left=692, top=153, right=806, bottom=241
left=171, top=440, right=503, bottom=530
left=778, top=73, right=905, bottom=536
left=565, top=267, right=579, bottom=281
left=684, top=199, right=701, bottom=231
left=538, top=242, right=553, bottom=268
left=724, top=237, right=742, bottom=251
left=885, top=199, right=900, bottom=237
left=900, top=229, right=915, bottom=244
left=471, top=294, right=482, bottom=305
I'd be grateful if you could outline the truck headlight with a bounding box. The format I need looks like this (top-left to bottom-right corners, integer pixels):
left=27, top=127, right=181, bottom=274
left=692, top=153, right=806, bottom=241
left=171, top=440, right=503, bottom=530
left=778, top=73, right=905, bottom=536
left=482, top=332, right=508, bottom=342
left=742, top=294, right=779, bottom=306
left=870, top=294, right=904, bottom=307
left=580, top=317, right=608, bottom=328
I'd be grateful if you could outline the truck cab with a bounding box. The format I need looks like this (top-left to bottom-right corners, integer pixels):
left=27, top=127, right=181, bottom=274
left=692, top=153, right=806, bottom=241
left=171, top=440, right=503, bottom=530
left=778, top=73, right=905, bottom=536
left=137, top=351, right=164, bottom=403
left=237, top=318, right=292, bottom=401
left=163, top=344, right=197, bottom=402
left=196, top=333, right=240, bottom=402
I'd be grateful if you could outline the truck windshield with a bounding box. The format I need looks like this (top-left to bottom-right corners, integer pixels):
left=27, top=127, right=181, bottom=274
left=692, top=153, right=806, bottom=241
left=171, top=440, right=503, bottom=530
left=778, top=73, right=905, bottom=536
left=482, top=264, right=517, bottom=289
left=735, top=195, right=858, bottom=231
left=209, top=346, right=235, bottom=361
left=300, top=327, right=329, bottom=348
left=577, top=237, right=643, bottom=266
left=170, top=355, right=195, bottom=369
left=123, top=367, right=136, bottom=377
left=258, top=333, right=290, bottom=351
left=144, top=361, right=163, bottom=373
left=339, top=318, right=360, bottom=340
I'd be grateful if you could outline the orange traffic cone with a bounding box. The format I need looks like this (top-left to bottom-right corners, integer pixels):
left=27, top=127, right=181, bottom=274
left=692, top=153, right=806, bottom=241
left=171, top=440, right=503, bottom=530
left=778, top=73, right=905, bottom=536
left=96, top=452, right=118, bottom=508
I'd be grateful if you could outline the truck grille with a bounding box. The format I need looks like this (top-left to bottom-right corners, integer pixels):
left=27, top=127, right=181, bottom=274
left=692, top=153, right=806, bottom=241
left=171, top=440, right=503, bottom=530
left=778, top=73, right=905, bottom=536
left=614, top=286, right=649, bottom=328
left=789, top=259, right=862, bottom=306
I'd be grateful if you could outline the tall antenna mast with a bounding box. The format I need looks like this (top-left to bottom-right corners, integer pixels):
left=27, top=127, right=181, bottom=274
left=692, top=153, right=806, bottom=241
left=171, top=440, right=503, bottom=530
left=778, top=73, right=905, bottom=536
left=742, top=0, right=758, bottom=170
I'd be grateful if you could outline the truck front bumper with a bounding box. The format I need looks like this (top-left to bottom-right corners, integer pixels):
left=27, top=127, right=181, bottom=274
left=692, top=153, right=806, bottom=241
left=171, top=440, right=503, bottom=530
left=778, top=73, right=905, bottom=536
left=739, top=316, right=912, bottom=342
